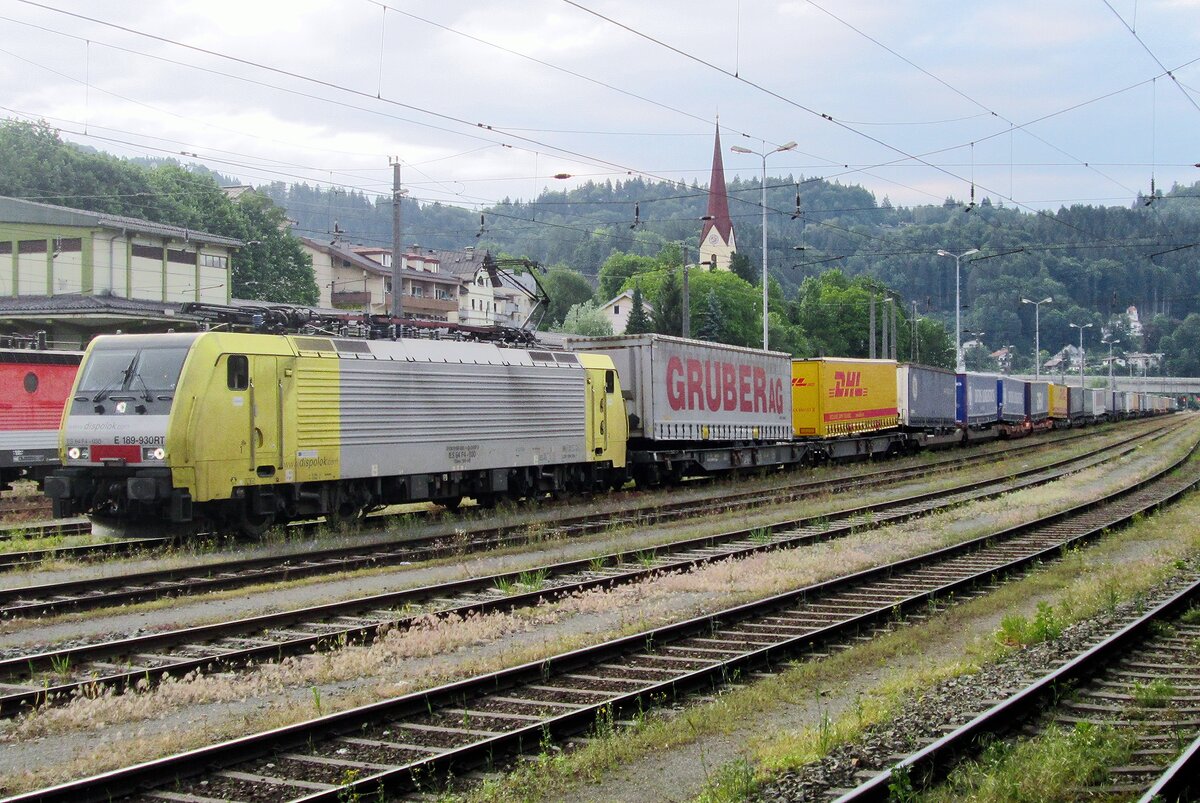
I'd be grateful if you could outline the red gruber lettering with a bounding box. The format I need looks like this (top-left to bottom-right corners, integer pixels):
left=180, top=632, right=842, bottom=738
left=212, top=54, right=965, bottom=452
left=721, top=362, right=737, bottom=410
left=738, top=364, right=752, bottom=411
left=666, top=355, right=685, bottom=410
left=665, top=355, right=783, bottom=414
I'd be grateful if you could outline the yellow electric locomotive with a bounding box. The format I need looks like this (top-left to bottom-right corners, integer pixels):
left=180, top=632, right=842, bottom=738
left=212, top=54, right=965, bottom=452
left=46, top=332, right=627, bottom=535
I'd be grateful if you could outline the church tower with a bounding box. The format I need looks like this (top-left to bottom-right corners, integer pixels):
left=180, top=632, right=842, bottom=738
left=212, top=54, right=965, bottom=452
left=699, top=122, right=736, bottom=271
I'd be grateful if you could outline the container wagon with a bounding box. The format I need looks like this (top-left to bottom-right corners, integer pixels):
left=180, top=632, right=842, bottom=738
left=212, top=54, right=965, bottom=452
left=957, top=372, right=1001, bottom=438
left=1082, top=388, right=1108, bottom=422
left=1026, top=381, right=1051, bottom=428
left=565, top=334, right=800, bottom=482
left=897, top=364, right=958, bottom=446
left=997, top=376, right=1027, bottom=427
left=1048, top=383, right=1070, bottom=426
left=791, top=357, right=902, bottom=460
left=1066, top=386, right=1086, bottom=424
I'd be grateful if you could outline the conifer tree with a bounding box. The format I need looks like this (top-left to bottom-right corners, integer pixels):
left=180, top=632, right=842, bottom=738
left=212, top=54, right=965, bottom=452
left=625, top=284, right=652, bottom=334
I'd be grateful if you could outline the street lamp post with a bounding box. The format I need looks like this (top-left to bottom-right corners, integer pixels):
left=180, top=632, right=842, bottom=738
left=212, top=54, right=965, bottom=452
left=1103, top=337, right=1120, bottom=391
left=731, top=141, right=798, bottom=351
left=1021, top=296, right=1053, bottom=380
left=937, top=248, right=980, bottom=371
left=1069, top=322, right=1092, bottom=389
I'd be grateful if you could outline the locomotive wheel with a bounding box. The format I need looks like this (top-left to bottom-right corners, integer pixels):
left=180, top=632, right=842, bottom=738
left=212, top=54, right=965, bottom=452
left=237, top=510, right=276, bottom=539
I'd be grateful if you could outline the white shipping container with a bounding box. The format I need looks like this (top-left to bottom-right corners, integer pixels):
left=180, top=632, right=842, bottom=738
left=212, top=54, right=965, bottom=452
left=566, top=334, right=792, bottom=441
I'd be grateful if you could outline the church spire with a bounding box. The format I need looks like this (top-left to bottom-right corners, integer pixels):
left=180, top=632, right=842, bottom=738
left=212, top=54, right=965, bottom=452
left=699, top=120, right=736, bottom=271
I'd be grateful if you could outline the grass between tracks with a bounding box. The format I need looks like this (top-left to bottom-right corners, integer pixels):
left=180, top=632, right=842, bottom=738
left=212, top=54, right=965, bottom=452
left=0, top=421, right=1188, bottom=796
left=450, top=441, right=1200, bottom=803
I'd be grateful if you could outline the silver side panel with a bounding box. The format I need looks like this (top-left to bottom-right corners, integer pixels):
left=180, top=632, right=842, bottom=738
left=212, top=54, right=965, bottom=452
left=335, top=353, right=586, bottom=478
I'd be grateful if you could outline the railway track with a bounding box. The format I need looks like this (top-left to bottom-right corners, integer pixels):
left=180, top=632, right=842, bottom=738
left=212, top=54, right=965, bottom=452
left=0, top=424, right=1133, bottom=570
left=0, top=420, right=1177, bottom=717
left=0, top=421, right=1159, bottom=618
left=8, top=424, right=1199, bottom=802
left=837, top=576, right=1200, bottom=802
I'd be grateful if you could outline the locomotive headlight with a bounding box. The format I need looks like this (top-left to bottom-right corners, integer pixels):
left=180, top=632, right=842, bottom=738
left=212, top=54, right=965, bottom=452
left=153, top=447, right=166, bottom=460
left=143, top=446, right=167, bottom=462
left=67, top=447, right=81, bottom=460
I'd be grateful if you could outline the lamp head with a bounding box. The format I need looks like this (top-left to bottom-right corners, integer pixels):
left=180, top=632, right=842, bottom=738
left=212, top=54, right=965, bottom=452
left=775, top=141, right=798, bottom=153
left=937, top=250, right=950, bottom=257
left=730, top=145, right=754, bottom=155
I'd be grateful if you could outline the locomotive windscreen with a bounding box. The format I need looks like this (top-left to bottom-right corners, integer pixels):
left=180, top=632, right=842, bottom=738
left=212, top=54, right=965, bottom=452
left=77, top=344, right=190, bottom=398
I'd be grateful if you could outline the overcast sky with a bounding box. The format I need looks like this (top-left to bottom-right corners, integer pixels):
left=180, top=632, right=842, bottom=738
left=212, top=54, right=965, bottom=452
left=3, top=0, right=1198, bottom=217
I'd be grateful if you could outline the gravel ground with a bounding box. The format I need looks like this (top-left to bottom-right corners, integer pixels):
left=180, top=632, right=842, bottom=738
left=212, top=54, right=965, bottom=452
left=0, top=421, right=1189, bottom=797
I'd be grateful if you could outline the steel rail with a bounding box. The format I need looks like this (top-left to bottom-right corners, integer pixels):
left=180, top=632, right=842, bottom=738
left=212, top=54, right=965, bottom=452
left=0, top=424, right=1170, bottom=717
left=1140, top=733, right=1200, bottom=802
left=836, top=576, right=1200, bottom=802
left=0, top=419, right=1160, bottom=618
left=7, top=425, right=1197, bottom=802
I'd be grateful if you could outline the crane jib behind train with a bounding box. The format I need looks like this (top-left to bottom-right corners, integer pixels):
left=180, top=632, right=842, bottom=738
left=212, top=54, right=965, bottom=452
left=43, top=332, right=1176, bottom=537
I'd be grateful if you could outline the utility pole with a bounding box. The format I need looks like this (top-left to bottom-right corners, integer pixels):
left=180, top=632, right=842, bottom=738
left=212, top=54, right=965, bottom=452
left=891, top=298, right=898, bottom=360
left=881, top=297, right=889, bottom=361
left=869, top=297, right=876, bottom=359
left=390, top=159, right=403, bottom=322
left=681, top=244, right=691, bottom=339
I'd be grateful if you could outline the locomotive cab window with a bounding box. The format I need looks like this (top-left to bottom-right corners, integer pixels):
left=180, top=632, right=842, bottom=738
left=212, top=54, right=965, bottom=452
left=227, top=355, right=249, bottom=390
left=605, top=370, right=616, bottom=394
left=78, top=344, right=189, bottom=401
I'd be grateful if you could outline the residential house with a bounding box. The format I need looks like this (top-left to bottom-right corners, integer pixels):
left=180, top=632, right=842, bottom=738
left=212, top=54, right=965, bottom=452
left=599, top=289, right=654, bottom=335
left=348, top=246, right=460, bottom=323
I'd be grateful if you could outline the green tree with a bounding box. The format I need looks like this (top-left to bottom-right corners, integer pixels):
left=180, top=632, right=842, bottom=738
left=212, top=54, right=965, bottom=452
left=729, top=251, right=757, bottom=285
left=540, top=266, right=595, bottom=328
left=231, top=191, right=317, bottom=304
left=554, top=299, right=613, bottom=336
left=625, top=284, right=653, bottom=334
left=652, top=268, right=683, bottom=336
left=695, top=289, right=725, bottom=342
left=597, top=252, right=656, bottom=301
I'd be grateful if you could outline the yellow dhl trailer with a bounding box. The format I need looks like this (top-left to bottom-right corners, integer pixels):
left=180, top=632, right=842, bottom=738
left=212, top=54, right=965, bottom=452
left=791, top=358, right=899, bottom=438
left=1048, top=383, right=1070, bottom=420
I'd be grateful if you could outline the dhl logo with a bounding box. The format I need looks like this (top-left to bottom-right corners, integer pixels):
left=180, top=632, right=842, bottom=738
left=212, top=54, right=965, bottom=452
left=829, top=370, right=868, bottom=398
left=791, top=377, right=810, bottom=387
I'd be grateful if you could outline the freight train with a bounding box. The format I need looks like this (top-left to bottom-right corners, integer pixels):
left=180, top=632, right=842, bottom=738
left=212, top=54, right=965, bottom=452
left=0, top=347, right=82, bottom=490
left=44, top=332, right=1173, bottom=536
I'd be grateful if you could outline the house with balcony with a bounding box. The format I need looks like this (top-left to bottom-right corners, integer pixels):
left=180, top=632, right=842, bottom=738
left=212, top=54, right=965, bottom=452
left=349, top=247, right=460, bottom=322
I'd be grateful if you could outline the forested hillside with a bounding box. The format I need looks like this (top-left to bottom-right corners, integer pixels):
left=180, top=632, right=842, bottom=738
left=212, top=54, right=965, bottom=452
left=264, top=167, right=1200, bottom=373
left=4, top=117, right=1200, bottom=374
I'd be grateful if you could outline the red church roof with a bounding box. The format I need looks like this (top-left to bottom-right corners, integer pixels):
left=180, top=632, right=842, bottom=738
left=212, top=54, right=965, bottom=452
left=701, top=123, right=735, bottom=245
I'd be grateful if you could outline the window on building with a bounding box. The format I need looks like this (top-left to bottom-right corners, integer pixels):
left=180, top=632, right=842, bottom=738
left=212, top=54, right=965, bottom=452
left=18, top=240, right=47, bottom=254
left=167, top=249, right=194, bottom=265
left=0, top=243, right=11, bottom=255
left=613, top=306, right=620, bottom=315
left=54, top=238, right=82, bottom=253
left=201, top=254, right=229, bottom=269
left=132, top=244, right=163, bottom=260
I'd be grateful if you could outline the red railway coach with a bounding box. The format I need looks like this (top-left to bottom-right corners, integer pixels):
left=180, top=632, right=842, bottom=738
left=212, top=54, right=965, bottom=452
left=0, top=348, right=83, bottom=489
